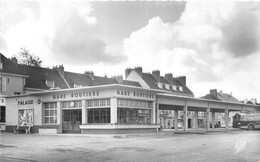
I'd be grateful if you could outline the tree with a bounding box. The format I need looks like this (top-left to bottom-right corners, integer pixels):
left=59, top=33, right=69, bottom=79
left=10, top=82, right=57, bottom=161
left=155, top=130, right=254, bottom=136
left=12, top=48, right=42, bottom=67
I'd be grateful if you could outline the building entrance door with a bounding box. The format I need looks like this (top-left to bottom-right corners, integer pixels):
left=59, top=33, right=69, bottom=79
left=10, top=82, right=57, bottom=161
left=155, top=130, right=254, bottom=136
left=62, top=110, right=82, bottom=134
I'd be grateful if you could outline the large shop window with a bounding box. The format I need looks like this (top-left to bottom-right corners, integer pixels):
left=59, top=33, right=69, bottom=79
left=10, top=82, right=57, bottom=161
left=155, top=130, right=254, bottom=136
left=117, top=108, right=151, bottom=124
left=86, top=99, right=110, bottom=108
left=44, top=102, right=57, bottom=124
left=87, top=108, right=110, bottom=123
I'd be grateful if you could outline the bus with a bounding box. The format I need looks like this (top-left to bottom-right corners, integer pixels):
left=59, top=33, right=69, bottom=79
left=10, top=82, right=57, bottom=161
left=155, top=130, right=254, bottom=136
left=233, top=113, right=260, bottom=130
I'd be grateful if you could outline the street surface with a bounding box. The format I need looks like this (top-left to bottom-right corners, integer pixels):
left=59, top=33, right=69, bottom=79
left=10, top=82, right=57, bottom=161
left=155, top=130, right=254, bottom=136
left=0, top=131, right=260, bottom=162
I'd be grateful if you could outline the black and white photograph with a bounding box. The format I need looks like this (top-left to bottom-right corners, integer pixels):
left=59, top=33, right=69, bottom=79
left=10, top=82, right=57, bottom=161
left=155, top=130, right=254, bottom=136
left=0, top=1, right=260, bottom=162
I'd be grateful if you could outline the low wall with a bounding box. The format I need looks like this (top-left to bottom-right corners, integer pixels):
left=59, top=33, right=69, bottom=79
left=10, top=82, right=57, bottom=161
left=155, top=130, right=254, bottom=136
left=80, top=124, right=160, bottom=134
left=5, top=125, right=60, bottom=133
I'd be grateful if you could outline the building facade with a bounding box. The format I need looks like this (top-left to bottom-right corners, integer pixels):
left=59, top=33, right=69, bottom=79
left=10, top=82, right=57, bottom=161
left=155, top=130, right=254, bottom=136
left=1, top=53, right=259, bottom=134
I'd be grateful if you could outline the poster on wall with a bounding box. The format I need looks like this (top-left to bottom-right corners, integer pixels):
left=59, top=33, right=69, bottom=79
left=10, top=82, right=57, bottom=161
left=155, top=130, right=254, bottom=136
left=18, top=109, right=33, bottom=126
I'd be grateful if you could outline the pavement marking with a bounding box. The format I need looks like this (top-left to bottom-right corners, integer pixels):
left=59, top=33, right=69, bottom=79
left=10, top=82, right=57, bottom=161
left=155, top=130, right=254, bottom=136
left=235, top=139, right=247, bottom=154
left=0, top=156, right=39, bottom=162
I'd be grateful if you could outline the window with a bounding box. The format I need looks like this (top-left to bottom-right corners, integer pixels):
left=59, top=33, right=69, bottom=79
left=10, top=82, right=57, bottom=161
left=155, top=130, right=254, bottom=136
left=86, top=99, right=110, bottom=108
left=94, top=100, right=99, bottom=107
left=117, top=99, right=152, bottom=108
left=172, top=85, right=177, bottom=91
left=179, top=86, right=183, bottom=91
left=74, top=84, right=85, bottom=88
left=46, top=80, right=55, bottom=88
left=0, top=106, right=5, bottom=122
left=117, top=108, right=151, bottom=124
left=158, top=82, right=163, bottom=88
left=61, top=101, right=82, bottom=108
left=165, top=84, right=170, bottom=90
left=88, top=108, right=110, bottom=123
left=44, top=102, right=57, bottom=124
left=1, top=78, right=6, bottom=92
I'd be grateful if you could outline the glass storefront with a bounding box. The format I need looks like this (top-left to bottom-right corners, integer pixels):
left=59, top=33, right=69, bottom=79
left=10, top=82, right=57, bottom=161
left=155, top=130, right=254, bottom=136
left=87, top=108, right=110, bottom=124
left=117, top=108, right=151, bottom=124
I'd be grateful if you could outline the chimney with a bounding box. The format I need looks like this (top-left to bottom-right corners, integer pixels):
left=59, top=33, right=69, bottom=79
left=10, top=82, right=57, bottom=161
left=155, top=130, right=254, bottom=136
left=84, top=71, right=94, bottom=79
left=177, top=76, right=186, bottom=86
left=251, top=98, right=257, bottom=105
left=210, top=89, right=218, bottom=98
left=10, top=57, right=18, bottom=64
left=53, top=65, right=64, bottom=77
left=152, top=70, right=160, bottom=82
left=165, top=73, right=173, bottom=84
left=112, top=75, right=123, bottom=84
left=134, top=67, right=143, bottom=77
left=125, top=68, right=132, bottom=79
left=244, top=99, right=248, bottom=104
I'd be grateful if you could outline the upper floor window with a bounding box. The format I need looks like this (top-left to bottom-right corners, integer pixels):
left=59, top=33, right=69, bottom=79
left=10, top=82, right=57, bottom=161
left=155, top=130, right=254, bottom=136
left=46, top=80, right=55, bottom=88
left=179, top=86, right=183, bottom=91
left=172, top=85, right=177, bottom=91
left=158, top=82, right=163, bottom=88
left=74, top=84, right=85, bottom=88
left=1, top=78, right=6, bottom=92
left=165, top=84, right=170, bottom=90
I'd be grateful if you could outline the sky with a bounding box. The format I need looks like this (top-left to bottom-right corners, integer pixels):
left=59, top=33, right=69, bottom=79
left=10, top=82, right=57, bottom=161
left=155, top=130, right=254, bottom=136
left=0, top=1, right=260, bottom=101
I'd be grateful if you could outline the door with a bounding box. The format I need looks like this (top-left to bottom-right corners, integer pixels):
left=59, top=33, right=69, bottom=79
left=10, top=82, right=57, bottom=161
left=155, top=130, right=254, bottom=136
left=188, top=119, right=192, bottom=128
left=62, top=110, right=82, bottom=133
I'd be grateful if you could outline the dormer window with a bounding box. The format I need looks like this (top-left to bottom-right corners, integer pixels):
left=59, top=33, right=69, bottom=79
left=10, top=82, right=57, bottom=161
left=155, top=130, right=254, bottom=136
left=179, top=86, right=183, bottom=91
left=165, top=84, right=170, bottom=90
left=172, top=85, right=177, bottom=90
left=74, top=84, right=85, bottom=88
left=46, top=80, right=55, bottom=88
left=158, top=82, right=163, bottom=88
left=0, top=62, right=3, bottom=70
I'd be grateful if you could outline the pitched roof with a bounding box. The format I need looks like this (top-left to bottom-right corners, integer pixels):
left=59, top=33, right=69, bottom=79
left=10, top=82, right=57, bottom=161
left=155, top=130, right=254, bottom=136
left=201, top=94, right=221, bottom=101
left=1, top=54, right=68, bottom=90
left=138, top=72, right=193, bottom=96
left=1, top=53, right=145, bottom=91
left=64, top=71, right=93, bottom=87
left=216, top=93, right=240, bottom=103
left=92, top=76, right=118, bottom=86
left=201, top=91, right=241, bottom=103
left=122, top=80, right=141, bottom=87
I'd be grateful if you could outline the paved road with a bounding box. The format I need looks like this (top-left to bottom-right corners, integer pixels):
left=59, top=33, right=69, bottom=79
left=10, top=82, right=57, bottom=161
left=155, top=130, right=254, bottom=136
left=0, top=131, right=260, bottom=162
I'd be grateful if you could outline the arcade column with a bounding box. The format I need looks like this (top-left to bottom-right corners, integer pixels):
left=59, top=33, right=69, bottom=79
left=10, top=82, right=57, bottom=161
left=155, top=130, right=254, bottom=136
left=174, top=110, right=178, bottom=131
left=183, top=103, right=188, bottom=131
left=206, top=106, right=210, bottom=130
left=82, top=100, right=87, bottom=124
left=110, top=98, right=117, bottom=124
left=212, top=111, right=215, bottom=129
left=57, top=101, right=62, bottom=134
left=225, top=106, right=229, bottom=132
left=194, top=110, right=198, bottom=130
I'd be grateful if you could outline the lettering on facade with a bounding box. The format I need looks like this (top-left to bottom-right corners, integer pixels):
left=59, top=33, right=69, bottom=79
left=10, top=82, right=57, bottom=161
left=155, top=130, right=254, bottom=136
left=18, top=100, right=33, bottom=105
left=52, top=91, right=99, bottom=100
left=53, top=94, right=66, bottom=99
left=116, top=90, right=154, bottom=99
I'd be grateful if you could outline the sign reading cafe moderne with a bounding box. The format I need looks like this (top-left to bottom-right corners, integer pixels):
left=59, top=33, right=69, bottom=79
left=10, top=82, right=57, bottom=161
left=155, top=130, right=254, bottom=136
left=52, top=90, right=99, bottom=100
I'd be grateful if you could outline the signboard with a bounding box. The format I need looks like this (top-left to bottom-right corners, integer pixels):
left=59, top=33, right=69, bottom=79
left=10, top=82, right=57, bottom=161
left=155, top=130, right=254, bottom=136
left=18, top=109, right=33, bottom=126
left=52, top=91, right=99, bottom=100
left=0, top=98, right=5, bottom=106
left=116, top=90, right=155, bottom=99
